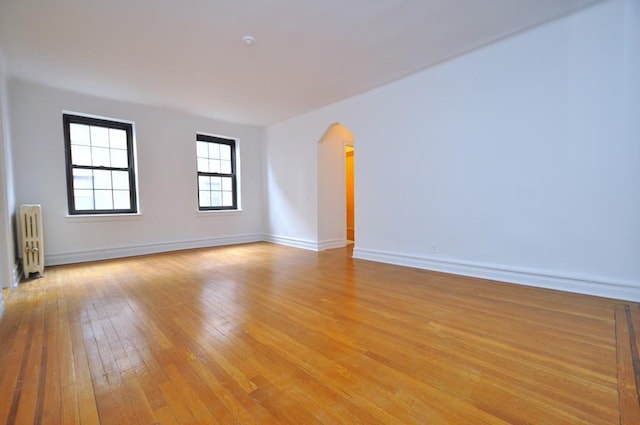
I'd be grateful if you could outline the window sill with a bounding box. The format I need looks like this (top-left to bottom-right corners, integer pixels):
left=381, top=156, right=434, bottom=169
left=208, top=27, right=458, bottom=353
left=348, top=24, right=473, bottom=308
left=65, top=213, right=143, bottom=223
left=196, top=209, right=243, bottom=217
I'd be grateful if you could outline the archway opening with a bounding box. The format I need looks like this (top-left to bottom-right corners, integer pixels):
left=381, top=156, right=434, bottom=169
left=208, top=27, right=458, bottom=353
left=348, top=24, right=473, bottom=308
left=317, top=123, right=354, bottom=250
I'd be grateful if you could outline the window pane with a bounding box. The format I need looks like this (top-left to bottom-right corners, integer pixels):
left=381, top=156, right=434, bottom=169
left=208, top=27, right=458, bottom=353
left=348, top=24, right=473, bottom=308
left=198, top=176, right=211, bottom=190
left=74, top=190, right=94, bottom=210
left=221, top=177, right=232, bottom=191
left=73, top=169, right=93, bottom=189
left=109, top=129, right=127, bottom=149
left=90, top=126, right=109, bottom=147
left=220, top=160, right=231, bottom=174
left=209, top=143, right=220, bottom=159
left=220, top=144, right=231, bottom=160
left=111, top=149, right=128, bottom=168
left=211, top=191, right=221, bottom=206
left=196, top=141, right=209, bottom=158
left=113, top=190, right=130, bottom=209
left=209, top=159, right=220, bottom=173
left=222, top=191, right=233, bottom=206
left=112, top=171, right=129, bottom=190
left=95, top=190, right=113, bottom=209
left=93, top=170, right=112, bottom=189
left=92, top=147, right=111, bottom=167
left=71, top=145, right=92, bottom=166
left=197, top=158, right=208, bottom=172
left=70, top=124, right=90, bottom=145
left=199, top=191, right=211, bottom=207
left=210, top=177, right=221, bottom=191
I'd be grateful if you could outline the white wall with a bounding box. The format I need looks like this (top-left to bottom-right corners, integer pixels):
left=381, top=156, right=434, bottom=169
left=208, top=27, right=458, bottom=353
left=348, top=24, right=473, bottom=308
left=265, top=0, right=640, bottom=300
left=9, top=80, right=264, bottom=265
left=264, top=115, right=323, bottom=249
left=0, top=48, right=17, bottom=297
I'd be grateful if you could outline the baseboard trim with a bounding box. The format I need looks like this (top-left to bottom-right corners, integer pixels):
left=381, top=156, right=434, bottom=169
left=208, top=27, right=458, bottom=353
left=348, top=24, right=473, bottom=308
left=318, top=238, right=346, bottom=251
left=353, top=247, right=640, bottom=302
left=12, top=261, right=21, bottom=288
left=263, top=234, right=320, bottom=251
left=264, top=235, right=347, bottom=251
left=45, top=234, right=264, bottom=266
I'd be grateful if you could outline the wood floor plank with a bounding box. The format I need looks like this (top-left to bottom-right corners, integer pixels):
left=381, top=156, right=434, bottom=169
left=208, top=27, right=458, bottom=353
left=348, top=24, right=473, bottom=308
left=0, top=304, right=32, bottom=424
left=40, top=293, right=62, bottom=425
left=12, top=290, right=47, bottom=425
left=0, top=242, right=636, bottom=424
left=616, top=304, right=640, bottom=425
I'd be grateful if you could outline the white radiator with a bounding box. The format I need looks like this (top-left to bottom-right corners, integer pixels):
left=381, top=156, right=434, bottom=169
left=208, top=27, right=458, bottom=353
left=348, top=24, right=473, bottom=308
left=19, top=204, right=44, bottom=277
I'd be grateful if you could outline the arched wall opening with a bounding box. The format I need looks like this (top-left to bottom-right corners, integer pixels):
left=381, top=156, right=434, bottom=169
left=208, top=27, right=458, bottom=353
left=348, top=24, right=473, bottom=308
left=317, top=122, right=354, bottom=250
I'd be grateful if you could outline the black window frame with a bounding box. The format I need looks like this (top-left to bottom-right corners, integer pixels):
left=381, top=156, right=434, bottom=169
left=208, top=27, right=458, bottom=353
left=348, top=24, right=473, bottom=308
left=63, top=113, right=138, bottom=215
left=196, top=134, right=238, bottom=211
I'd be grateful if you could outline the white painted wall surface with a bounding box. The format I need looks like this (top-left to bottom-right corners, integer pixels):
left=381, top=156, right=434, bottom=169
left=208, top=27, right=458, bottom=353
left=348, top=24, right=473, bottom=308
left=264, top=0, right=640, bottom=300
left=9, top=80, right=264, bottom=265
left=264, top=115, right=324, bottom=249
left=0, top=49, right=17, bottom=294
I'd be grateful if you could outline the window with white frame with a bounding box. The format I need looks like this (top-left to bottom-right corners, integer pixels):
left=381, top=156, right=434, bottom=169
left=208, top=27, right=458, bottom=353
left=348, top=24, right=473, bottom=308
left=63, top=114, right=138, bottom=215
left=196, top=134, right=237, bottom=210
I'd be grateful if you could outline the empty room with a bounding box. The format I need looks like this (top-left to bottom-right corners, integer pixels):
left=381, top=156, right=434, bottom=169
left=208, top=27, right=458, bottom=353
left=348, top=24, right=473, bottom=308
left=0, top=0, right=639, bottom=423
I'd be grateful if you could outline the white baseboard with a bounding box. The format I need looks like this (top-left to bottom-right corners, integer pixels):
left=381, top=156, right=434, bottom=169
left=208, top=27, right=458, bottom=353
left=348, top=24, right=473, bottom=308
left=353, top=247, right=640, bottom=302
left=264, top=234, right=346, bottom=251
left=318, top=238, right=346, bottom=250
left=45, top=234, right=263, bottom=266
left=263, top=234, right=320, bottom=251
left=12, top=261, right=21, bottom=288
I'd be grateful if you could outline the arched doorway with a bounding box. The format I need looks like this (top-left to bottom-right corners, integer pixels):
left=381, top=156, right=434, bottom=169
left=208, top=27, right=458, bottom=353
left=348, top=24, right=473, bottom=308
left=317, top=123, right=354, bottom=250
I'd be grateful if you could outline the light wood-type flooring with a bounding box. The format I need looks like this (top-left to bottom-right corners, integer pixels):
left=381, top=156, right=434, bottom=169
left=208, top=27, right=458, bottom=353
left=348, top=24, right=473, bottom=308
left=1, top=242, right=639, bottom=424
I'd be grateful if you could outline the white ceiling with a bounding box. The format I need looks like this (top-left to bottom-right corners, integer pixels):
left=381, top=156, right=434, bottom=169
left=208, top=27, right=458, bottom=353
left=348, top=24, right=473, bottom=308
left=0, top=0, right=601, bottom=126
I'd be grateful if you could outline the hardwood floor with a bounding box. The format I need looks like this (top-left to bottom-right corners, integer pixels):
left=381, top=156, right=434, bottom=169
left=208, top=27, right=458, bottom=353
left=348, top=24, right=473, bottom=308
left=0, top=242, right=638, bottom=424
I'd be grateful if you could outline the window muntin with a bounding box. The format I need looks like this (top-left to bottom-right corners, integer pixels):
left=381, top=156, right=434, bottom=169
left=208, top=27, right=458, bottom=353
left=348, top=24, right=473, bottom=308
left=196, top=134, right=237, bottom=210
left=63, top=114, right=137, bottom=215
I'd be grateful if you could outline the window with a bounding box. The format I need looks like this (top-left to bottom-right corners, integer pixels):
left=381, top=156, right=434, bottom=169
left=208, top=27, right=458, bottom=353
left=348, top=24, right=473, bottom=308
left=63, top=114, right=138, bottom=215
left=196, top=134, right=237, bottom=210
